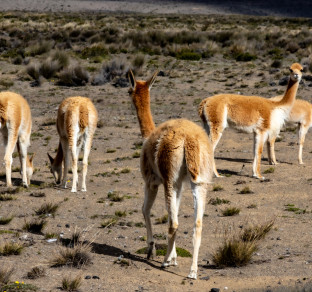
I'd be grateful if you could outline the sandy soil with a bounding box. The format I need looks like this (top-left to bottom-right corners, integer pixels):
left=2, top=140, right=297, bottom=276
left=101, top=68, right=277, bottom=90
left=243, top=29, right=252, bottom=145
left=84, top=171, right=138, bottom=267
left=1, top=52, right=312, bottom=291
left=0, top=3, right=312, bottom=292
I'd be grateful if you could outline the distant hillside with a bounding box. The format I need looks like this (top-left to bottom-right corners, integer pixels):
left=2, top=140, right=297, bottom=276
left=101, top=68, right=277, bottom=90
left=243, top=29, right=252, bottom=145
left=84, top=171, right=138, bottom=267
left=1, top=0, right=312, bottom=17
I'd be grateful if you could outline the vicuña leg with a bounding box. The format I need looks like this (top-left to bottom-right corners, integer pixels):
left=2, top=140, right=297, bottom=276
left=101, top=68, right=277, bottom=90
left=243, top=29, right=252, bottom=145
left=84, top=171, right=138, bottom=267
left=267, top=136, right=278, bottom=165
left=209, top=124, right=224, bottom=178
left=17, top=137, right=29, bottom=187
left=61, top=138, right=69, bottom=189
left=4, top=129, right=18, bottom=187
left=298, top=123, right=308, bottom=164
left=162, top=180, right=183, bottom=268
left=188, top=181, right=208, bottom=280
left=70, top=142, right=78, bottom=193
left=143, top=183, right=159, bottom=260
left=253, top=132, right=266, bottom=179
left=81, top=133, right=93, bottom=192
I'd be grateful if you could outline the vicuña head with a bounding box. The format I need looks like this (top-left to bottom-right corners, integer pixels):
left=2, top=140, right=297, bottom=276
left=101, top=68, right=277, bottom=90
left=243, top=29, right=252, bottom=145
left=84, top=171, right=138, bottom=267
left=47, top=150, right=62, bottom=185
left=128, top=69, right=213, bottom=279
left=199, top=63, right=303, bottom=180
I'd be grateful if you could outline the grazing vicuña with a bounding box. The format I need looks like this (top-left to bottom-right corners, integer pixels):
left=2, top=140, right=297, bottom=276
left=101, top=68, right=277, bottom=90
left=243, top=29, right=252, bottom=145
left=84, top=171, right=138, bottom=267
left=48, top=96, right=98, bottom=192
left=0, top=92, right=34, bottom=187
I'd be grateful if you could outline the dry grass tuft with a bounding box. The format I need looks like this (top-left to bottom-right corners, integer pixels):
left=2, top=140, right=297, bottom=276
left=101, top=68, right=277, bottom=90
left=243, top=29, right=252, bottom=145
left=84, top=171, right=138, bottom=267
left=0, top=242, right=23, bottom=256
left=26, top=266, right=46, bottom=279
left=0, top=215, right=14, bottom=225
left=212, top=238, right=258, bottom=268
left=50, top=243, right=92, bottom=268
left=0, top=267, right=14, bottom=284
left=35, top=202, right=59, bottom=216
left=241, top=220, right=274, bottom=242
left=23, top=219, right=47, bottom=234
left=61, top=275, right=82, bottom=291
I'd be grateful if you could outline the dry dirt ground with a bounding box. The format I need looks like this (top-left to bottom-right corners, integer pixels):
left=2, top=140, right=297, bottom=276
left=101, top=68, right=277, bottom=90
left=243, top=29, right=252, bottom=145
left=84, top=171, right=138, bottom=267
left=1, top=55, right=312, bottom=292
left=0, top=6, right=312, bottom=292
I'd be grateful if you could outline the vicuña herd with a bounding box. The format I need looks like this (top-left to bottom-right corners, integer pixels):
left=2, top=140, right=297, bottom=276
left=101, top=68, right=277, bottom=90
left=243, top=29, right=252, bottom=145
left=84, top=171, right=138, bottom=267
left=0, top=63, right=306, bottom=279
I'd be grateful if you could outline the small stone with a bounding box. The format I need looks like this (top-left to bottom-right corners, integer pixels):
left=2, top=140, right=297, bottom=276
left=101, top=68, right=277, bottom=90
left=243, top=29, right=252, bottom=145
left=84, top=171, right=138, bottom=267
left=85, top=275, right=91, bottom=280
left=92, top=275, right=100, bottom=279
left=211, top=288, right=220, bottom=292
left=65, top=224, right=70, bottom=228
left=200, top=276, right=210, bottom=281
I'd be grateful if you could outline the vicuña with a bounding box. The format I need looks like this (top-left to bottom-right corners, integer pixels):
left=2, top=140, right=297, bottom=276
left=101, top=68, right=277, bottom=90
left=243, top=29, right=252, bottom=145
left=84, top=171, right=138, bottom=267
left=48, top=96, right=98, bottom=192
left=128, top=70, right=213, bottom=279
left=269, top=97, right=312, bottom=164
left=199, top=63, right=303, bottom=179
left=0, top=92, right=34, bottom=187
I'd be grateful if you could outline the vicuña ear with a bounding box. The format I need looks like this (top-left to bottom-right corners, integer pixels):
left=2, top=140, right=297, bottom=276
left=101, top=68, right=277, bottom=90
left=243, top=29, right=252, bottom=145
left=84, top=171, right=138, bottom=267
left=147, top=71, right=159, bottom=90
left=128, top=69, right=136, bottom=89
left=47, top=153, right=54, bottom=164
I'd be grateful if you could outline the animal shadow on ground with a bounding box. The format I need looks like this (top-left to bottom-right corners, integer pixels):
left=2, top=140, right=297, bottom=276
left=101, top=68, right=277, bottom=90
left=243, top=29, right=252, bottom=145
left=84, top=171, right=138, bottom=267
left=91, top=242, right=186, bottom=278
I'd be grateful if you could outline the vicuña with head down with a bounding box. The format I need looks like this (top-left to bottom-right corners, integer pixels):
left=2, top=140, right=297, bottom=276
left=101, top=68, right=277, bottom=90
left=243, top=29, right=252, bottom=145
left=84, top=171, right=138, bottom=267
left=0, top=92, right=34, bottom=188
left=48, top=96, right=98, bottom=193
left=199, top=63, right=303, bottom=179
left=128, top=70, right=213, bottom=279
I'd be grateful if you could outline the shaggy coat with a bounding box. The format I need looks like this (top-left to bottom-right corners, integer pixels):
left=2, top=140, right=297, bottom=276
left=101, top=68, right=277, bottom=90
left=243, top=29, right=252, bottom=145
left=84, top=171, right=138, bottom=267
left=129, top=70, right=213, bottom=280
left=270, top=97, right=312, bottom=164
left=0, top=91, right=34, bottom=187
left=48, top=96, right=98, bottom=192
left=199, top=63, right=303, bottom=179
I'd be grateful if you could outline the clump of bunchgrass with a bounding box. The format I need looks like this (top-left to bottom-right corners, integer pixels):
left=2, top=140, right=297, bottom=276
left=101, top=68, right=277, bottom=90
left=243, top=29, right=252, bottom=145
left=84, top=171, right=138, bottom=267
left=0, top=194, right=16, bottom=201
left=239, top=186, right=253, bottom=194
left=240, top=220, right=274, bottom=242
left=0, top=242, right=23, bottom=256
left=23, top=219, right=47, bottom=234
left=212, top=184, right=224, bottom=191
left=208, top=197, right=230, bottom=205
left=221, top=207, right=240, bottom=217
left=26, top=40, right=53, bottom=56
left=115, top=210, right=127, bottom=218
left=100, top=217, right=118, bottom=228
left=136, top=243, right=191, bottom=257
left=35, top=202, right=59, bottom=217
left=26, top=266, right=46, bottom=279
left=212, top=237, right=258, bottom=267
left=0, top=215, right=14, bottom=225
left=58, top=65, right=89, bottom=86
left=263, top=167, right=275, bottom=174
left=155, top=214, right=168, bottom=224
left=91, top=57, right=129, bottom=86
left=61, top=274, right=82, bottom=291
left=107, top=190, right=124, bottom=202
left=50, top=243, right=92, bottom=268
left=0, top=267, right=14, bottom=284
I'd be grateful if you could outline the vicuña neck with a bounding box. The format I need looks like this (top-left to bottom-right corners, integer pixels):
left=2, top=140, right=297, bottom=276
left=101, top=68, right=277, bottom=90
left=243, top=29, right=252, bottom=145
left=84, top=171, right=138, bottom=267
left=277, top=78, right=299, bottom=107
left=54, top=141, right=64, bottom=166
left=136, top=99, right=156, bottom=139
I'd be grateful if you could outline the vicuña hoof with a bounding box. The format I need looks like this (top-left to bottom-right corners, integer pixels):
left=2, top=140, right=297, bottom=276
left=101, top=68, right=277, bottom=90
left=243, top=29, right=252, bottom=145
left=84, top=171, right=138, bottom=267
left=187, top=270, right=197, bottom=280
left=161, top=258, right=177, bottom=268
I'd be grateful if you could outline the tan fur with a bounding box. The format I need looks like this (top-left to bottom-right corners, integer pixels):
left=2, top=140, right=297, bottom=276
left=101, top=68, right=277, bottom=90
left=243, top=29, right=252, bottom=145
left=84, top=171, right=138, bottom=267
left=129, top=70, right=213, bottom=279
left=0, top=91, right=34, bottom=187
left=48, top=96, right=98, bottom=192
left=199, top=63, right=303, bottom=179
left=270, top=96, right=312, bottom=164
